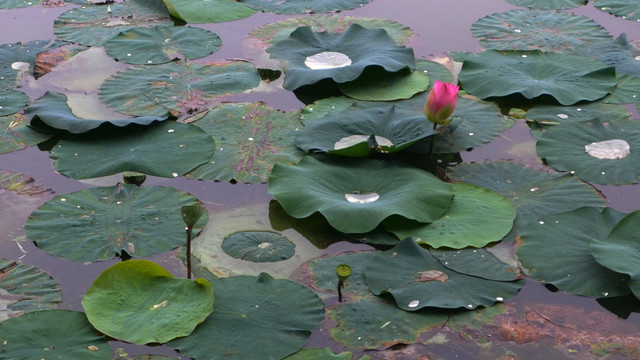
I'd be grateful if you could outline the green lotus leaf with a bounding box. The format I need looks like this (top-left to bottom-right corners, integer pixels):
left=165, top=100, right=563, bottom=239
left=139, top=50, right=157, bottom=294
left=364, top=238, right=524, bottom=310
left=239, top=0, right=371, bottom=14
left=299, top=96, right=356, bottom=125
left=162, top=0, right=256, bottom=23
left=1, top=113, right=51, bottom=155
left=186, top=102, right=304, bottom=183
left=384, top=182, right=516, bottom=249
left=82, top=260, right=214, bottom=344
left=602, top=74, right=640, bottom=104
left=0, top=309, right=111, bottom=359
left=0, top=259, right=61, bottom=321
left=591, top=210, right=640, bottom=297
left=472, top=9, right=611, bottom=52
left=266, top=24, right=415, bottom=91
left=0, top=89, right=28, bottom=116
left=222, top=231, right=295, bottom=262
left=577, top=33, right=640, bottom=78
left=295, top=103, right=437, bottom=157
left=517, top=207, right=631, bottom=297
left=114, top=353, right=177, bottom=360
left=525, top=101, right=630, bottom=136
left=50, top=121, right=214, bottom=179
left=26, top=91, right=170, bottom=134
left=104, top=25, right=221, bottom=65
left=0, top=40, right=56, bottom=91
left=338, top=66, right=429, bottom=101
left=99, top=60, right=260, bottom=116
left=0, top=0, right=44, bottom=8
left=268, top=156, right=453, bottom=233
left=25, top=183, right=208, bottom=262
left=594, top=0, right=640, bottom=20
left=459, top=50, right=617, bottom=105
left=505, top=0, right=587, bottom=9
left=536, top=119, right=640, bottom=184
left=448, top=161, right=606, bottom=240
left=283, top=348, right=357, bottom=360
left=169, top=273, right=324, bottom=360
left=53, top=0, right=173, bottom=46
left=429, top=247, right=522, bottom=281
left=0, top=169, right=50, bottom=196
left=419, top=59, right=455, bottom=87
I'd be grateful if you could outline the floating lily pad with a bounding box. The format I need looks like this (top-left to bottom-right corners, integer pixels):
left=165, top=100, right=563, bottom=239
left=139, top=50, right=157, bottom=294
left=82, top=260, right=214, bottom=344
left=104, top=26, right=221, bottom=65
left=0, top=40, right=54, bottom=91
left=222, top=231, right=295, bottom=262
left=577, top=33, right=640, bottom=78
left=505, top=0, right=587, bottom=9
left=50, top=121, right=214, bottom=179
left=267, top=24, right=415, bottom=90
left=169, top=273, right=324, bottom=360
left=0, top=259, right=61, bottom=321
left=459, top=50, right=617, bottom=105
left=594, top=0, right=640, bottom=20
left=269, top=156, right=453, bottom=233
left=100, top=60, right=260, bottom=116
left=283, top=348, right=359, bottom=360
left=0, top=90, right=28, bottom=116
left=25, top=183, right=208, bottom=262
left=0, top=309, right=111, bottom=359
left=293, top=252, right=373, bottom=297
left=295, top=103, right=438, bottom=157
left=517, top=207, right=631, bottom=297
left=602, top=74, right=640, bottom=104
left=53, top=0, right=173, bottom=46
left=525, top=101, right=630, bottom=134
left=186, top=102, right=304, bottom=183
left=364, top=238, right=524, bottom=310
left=1, top=113, right=51, bottom=155
left=0, top=0, right=44, bottom=8
left=338, top=66, right=429, bottom=101
left=26, top=91, right=170, bottom=134
left=239, top=0, right=371, bottom=14
left=472, top=9, right=611, bottom=52
left=537, top=119, right=640, bottom=184
left=430, top=248, right=522, bottom=281
left=384, top=183, right=516, bottom=249
left=162, top=0, right=256, bottom=23
left=0, top=169, right=51, bottom=196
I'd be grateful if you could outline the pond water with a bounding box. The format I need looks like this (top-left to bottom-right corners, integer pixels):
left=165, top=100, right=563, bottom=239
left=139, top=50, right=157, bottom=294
left=2, top=0, right=640, bottom=359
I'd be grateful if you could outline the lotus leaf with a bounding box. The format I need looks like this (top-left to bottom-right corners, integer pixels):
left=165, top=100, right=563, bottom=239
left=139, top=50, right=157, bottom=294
left=162, top=0, right=256, bottom=23
left=472, top=9, right=611, bottom=52
left=0, top=310, right=111, bottom=359
left=603, top=74, right=640, bottom=104
left=292, top=251, right=373, bottom=297
left=536, top=119, right=640, bottom=184
left=299, top=96, right=356, bottom=125
left=430, top=247, right=522, bottom=281
left=364, top=238, right=524, bottom=310
left=338, top=66, right=429, bottom=101
left=50, top=121, right=214, bottom=179
left=0, top=89, right=28, bottom=116
left=26, top=91, right=170, bottom=134
left=25, top=183, right=208, bottom=262
left=239, top=0, right=371, bottom=14
left=295, top=103, right=438, bottom=157
left=0, top=40, right=53, bottom=91
left=222, top=231, right=295, bottom=262
left=1, top=113, right=51, bottom=155
left=0, top=169, right=50, bottom=196
left=525, top=101, right=630, bottom=134
left=99, top=60, right=260, bottom=116
left=517, top=207, right=631, bottom=297
left=186, top=102, right=304, bottom=183
left=459, top=50, right=617, bottom=105
left=268, top=156, right=453, bottom=233
left=104, top=26, right=221, bottom=65
left=266, top=24, right=415, bottom=90
left=82, top=260, right=214, bottom=344
left=591, top=210, right=640, bottom=297
left=0, top=259, right=61, bottom=321
left=169, top=273, right=324, bottom=360
left=53, top=0, right=173, bottom=46
left=505, top=0, right=587, bottom=9
left=283, top=348, right=359, bottom=360
left=577, top=34, right=640, bottom=78
left=0, top=0, right=44, bottom=8
left=594, top=0, right=640, bottom=20
left=384, top=183, right=516, bottom=249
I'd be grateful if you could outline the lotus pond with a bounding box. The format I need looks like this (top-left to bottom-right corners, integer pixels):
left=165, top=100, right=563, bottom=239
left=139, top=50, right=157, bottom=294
left=2, top=0, right=640, bottom=359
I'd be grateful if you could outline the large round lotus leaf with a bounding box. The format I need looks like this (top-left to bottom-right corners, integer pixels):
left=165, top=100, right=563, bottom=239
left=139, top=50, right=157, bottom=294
left=104, top=26, right=221, bottom=65
left=221, top=231, right=295, bottom=262
left=99, top=60, right=260, bottom=116
left=239, top=0, right=371, bottom=14
left=50, top=121, right=214, bottom=179
left=82, top=260, right=214, bottom=344
left=578, top=34, right=640, bottom=78
left=364, top=238, right=524, bottom=310
left=0, top=40, right=54, bottom=91
left=0, top=309, right=111, bottom=359
left=161, top=0, right=256, bottom=23
left=268, top=156, right=453, bottom=233
left=53, top=0, right=173, bottom=46
left=505, top=0, right=587, bottom=9
left=0, top=259, right=61, bottom=321
left=25, top=183, right=208, bottom=262
left=472, top=9, right=611, bottom=52
left=536, top=119, right=640, bottom=184
left=594, top=0, right=640, bottom=20
left=591, top=210, right=640, bottom=297
left=26, top=91, right=170, bottom=134
left=283, top=348, right=356, bottom=360
left=169, top=273, right=324, bottom=360
left=525, top=101, right=630, bottom=134
left=419, top=59, right=454, bottom=88
left=602, top=74, right=640, bottom=104
left=1, top=113, right=51, bottom=155
left=338, top=67, right=429, bottom=101
left=186, top=102, right=304, bottom=183
left=0, top=89, right=28, bottom=116
left=429, top=247, right=522, bottom=281
left=295, top=103, right=437, bottom=157
left=384, top=183, right=516, bottom=249
left=517, top=207, right=631, bottom=298
left=448, top=161, right=606, bottom=239
left=459, top=50, right=617, bottom=105
left=266, top=24, right=415, bottom=91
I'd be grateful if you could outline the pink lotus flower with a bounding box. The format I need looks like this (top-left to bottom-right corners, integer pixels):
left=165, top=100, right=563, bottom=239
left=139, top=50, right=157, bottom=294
left=424, top=80, right=459, bottom=126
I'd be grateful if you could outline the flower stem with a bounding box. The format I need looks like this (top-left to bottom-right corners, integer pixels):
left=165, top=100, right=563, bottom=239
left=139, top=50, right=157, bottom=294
left=185, top=225, right=193, bottom=279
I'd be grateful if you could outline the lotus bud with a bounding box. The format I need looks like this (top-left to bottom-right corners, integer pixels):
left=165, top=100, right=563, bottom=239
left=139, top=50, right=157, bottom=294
left=424, top=80, right=459, bottom=126
left=336, top=264, right=352, bottom=283
left=181, top=204, right=205, bottom=227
